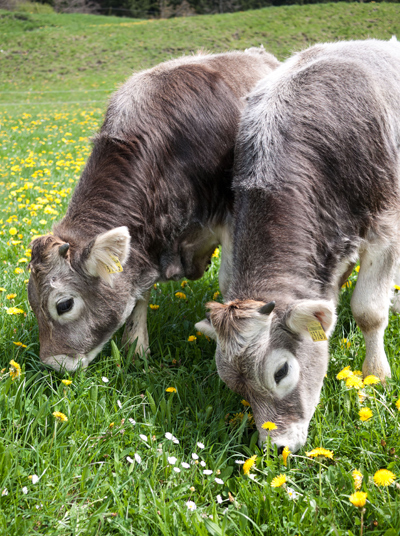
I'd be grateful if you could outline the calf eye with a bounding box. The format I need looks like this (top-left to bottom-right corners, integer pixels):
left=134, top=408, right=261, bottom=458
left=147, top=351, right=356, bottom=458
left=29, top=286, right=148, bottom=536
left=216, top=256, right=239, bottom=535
left=56, top=298, right=74, bottom=315
left=274, top=362, right=289, bottom=384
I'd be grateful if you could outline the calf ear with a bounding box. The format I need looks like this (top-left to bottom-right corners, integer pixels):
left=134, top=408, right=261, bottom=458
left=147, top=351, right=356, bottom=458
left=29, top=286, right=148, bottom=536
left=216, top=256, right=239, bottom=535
left=286, top=299, right=336, bottom=338
left=84, top=226, right=130, bottom=285
left=194, top=318, right=217, bottom=341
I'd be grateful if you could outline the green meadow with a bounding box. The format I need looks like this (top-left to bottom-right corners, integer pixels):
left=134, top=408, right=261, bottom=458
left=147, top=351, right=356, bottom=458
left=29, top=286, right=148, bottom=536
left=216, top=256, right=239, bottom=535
left=0, top=3, right=399, bottom=535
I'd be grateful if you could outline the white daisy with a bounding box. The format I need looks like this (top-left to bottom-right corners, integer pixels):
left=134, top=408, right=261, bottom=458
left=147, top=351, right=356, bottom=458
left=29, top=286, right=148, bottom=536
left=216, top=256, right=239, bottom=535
left=216, top=494, right=223, bottom=504
left=203, top=470, right=213, bottom=475
left=181, top=462, right=190, bottom=469
left=128, top=418, right=136, bottom=425
left=191, top=453, right=199, bottom=460
left=215, top=478, right=224, bottom=485
left=186, top=501, right=196, bottom=511
left=173, top=467, right=181, bottom=473
left=126, top=456, right=134, bottom=464
left=168, top=456, right=177, bottom=465
left=101, top=377, right=109, bottom=383
left=165, top=432, right=173, bottom=440
left=22, top=487, right=28, bottom=495
left=139, top=434, right=148, bottom=442
left=197, top=442, right=205, bottom=449
left=134, top=453, right=142, bottom=464
left=200, top=461, right=206, bottom=467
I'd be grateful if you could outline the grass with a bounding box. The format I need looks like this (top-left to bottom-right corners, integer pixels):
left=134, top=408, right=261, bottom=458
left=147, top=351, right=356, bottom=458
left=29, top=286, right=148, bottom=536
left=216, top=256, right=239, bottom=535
left=0, top=3, right=400, bottom=535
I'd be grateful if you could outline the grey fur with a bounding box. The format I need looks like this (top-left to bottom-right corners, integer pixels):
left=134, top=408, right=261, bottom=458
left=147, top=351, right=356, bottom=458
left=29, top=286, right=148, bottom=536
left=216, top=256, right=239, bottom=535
left=208, top=39, right=400, bottom=452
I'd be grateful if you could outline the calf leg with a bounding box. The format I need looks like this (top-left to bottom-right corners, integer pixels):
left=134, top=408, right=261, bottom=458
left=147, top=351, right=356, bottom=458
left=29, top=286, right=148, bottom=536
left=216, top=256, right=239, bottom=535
left=122, top=290, right=151, bottom=356
left=350, top=244, right=396, bottom=381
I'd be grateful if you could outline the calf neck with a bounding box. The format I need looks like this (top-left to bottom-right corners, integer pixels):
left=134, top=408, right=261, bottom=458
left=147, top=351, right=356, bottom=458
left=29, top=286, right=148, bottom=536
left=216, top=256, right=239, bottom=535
left=207, top=39, right=400, bottom=452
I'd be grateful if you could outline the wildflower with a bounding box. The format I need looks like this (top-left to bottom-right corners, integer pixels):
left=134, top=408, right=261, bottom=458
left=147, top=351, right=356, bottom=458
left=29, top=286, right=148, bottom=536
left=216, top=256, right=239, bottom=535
left=101, top=377, right=109, bottom=383
left=216, top=494, right=223, bottom=504
left=117, top=400, right=122, bottom=409
left=235, top=460, right=245, bottom=464
left=189, top=487, right=195, bottom=492
left=286, top=486, right=300, bottom=500
left=2, top=489, right=8, bottom=496
left=349, top=491, right=367, bottom=508
left=139, top=434, right=148, bottom=442
left=13, top=342, right=27, bottom=348
left=134, top=453, right=141, bottom=464
left=340, top=338, right=351, bottom=349
left=353, top=370, right=363, bottom=376
left=9, top=227, right=17, bottom=235
left=109, top=422, right=115, bottom=428
left=14, top=268, right=23, bottom=274
left=373, top=469, right=396, bottom=487
left=9, top=359, right=21, bottom=380
left=197, top=442, right=205, bottom=449
left=173, top=437, right=179, bottom=444
left=261, top=421, right=277, bottom=431
left=6, top=293, right=16, bottom=300
left=173, top=467, right=181, bottom=473
left=215, top=478, right=224, bottom=485
left=212, top=248, right=219, bottom=258
left=181, top=281, right=188, bottom=288
left=181, top=462, right=190, bottom=469
left=203, top=470, right=213, bottom=475
left=175, top=292, right=186, bottom=299
left=306, top=448, right=333, bottom=459
left=29, top=475, right=39, bottom=484
left=188, top=335, right=197, bottom=342
left=22, top=487, right=28, bottom=495
left=213, top=291, right=220, bottom=300
left=53, top=411, right=68, bottom=422
left=61, top=379, right=72, bottom=386
left=345, top=376, right=364, bottom=390
left=352, top=469, right=363, bottom=490
left=243, top=455, right=257, bottom=475
left=186, top=501, right=196, bottom=511
left=126, top=456, right=134, bottom=464
left=168, top=456, right=177, bottom=465
left=128, top=418, right=136, bottom=425
left=6, top=307, right=24, bottom=315
left=166, top=387, right=177, bottom=393
left=149, top=304, right=159, bottom=310
left=0, top=288, right=6, bottom=292
left=396, top=399, right=400, bottom=411
left=336, top=366, right=353, bottom=380
left=165, top=432, right=173, bottom=440
left=271, top=474, right=286, bottom=488
left=192, top=453, right=199, bottom=460
left=359, top=407, right=373, bottom=422
left=241, top=400, right=251, bottom=408
left=282, top=446, right=291, bottom=466
left=200, top=460, right=206, bottom=467
left=363, top=375, right=380, bottom=386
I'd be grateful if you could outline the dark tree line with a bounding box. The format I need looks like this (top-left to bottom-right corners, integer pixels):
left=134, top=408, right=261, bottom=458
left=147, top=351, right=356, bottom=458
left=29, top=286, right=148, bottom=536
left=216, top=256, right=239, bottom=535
left=36, top=0, right=399, bottom=19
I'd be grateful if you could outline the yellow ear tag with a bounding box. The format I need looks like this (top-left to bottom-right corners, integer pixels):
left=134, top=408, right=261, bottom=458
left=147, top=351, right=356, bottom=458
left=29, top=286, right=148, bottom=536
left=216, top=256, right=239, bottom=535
left=307, top=320, right=327, bottom=342
left=103, top=254, right=123, bottom=274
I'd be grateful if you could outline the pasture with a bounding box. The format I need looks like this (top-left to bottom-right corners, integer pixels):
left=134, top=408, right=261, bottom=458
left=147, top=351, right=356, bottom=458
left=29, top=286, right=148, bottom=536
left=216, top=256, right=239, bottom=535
left=0, top=3, right=399, bottom=535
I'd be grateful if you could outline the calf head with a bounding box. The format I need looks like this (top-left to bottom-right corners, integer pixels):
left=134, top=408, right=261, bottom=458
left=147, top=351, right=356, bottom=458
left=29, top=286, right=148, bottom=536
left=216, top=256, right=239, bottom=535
left=207, top=298, right=336, bottom=452
left=28, top=227, right=134, bottom=372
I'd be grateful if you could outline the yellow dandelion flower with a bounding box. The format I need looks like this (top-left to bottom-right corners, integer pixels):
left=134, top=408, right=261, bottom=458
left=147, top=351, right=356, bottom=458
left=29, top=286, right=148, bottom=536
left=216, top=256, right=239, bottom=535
left=0, top=288, right=6, bottom=292
left=340, top=338, right=351, bottom=349
left=241, top=399, right=251, bottom=407
left=306, top=448, right=334, bottom=459
left=261, top=421, right=277, bottom=431
left=9, top=227, right=17, bottom=235
left=243, top=455, right=257, bottom=475
left=352, top=469, right=363, bottom=490
left=373, top=469, right=396, bottom=487
left=345, top=376, right=364, bottom=390
left=52, top=411, right=68, bottom=422
left=13, top=342, right=27, bottom=348
left=9, top=360, right=21, bottom=380
left=363, top=375, right=380, bottom=386
left=175, top=292, right=186, bottom=299
left=271, top=474, right=286, bottom=488
left=166, top=387, right=177, bottom=393
left=109, top=422, right=114, bottom=428
left=349, top=491, right=367, bottom=508
left=6, top=307, right=24, bottom=315
left=14, top=268, right=23, bottom=274
left=6, top=293, right=16, bottom=300
left=282, top=446, right=291, bottom=467
left=396, top=399, right=400, bottom=411
left=188, top=335, right=197, bottom=342
left=149, top=304, right=159, bottom=310
left=353, top=370, right=363, bottom=376
left=336, top=366, right=353, bottom=380
left=196, top=331, right=203, bottom=337
left=181, top=280, right=188, bottom=288
left=212, top=248, right=219, bottom=258
left=213, top=291, right=220, bottom=300
left=359, top=407, right=373, bottom=422
left=61, top=380, right=72, bottom=386
left=17, top=258, right=28, bottom=264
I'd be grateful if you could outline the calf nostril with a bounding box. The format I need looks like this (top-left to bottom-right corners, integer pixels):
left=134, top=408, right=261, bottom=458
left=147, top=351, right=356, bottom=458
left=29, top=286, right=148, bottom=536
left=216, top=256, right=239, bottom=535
left=277, top=446, right=284, bottom=456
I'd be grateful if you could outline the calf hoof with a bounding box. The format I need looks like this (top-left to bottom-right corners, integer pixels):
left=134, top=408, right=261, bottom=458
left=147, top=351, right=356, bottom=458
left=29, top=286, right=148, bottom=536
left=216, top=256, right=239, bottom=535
left=362, top=360, right=391, bottom=384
